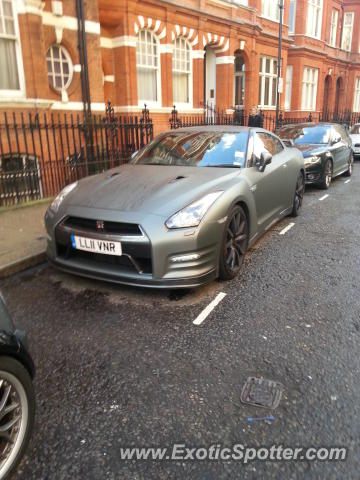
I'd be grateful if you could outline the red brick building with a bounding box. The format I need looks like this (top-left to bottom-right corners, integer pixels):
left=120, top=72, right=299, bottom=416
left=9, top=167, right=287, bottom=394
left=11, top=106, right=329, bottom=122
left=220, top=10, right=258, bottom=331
left=1, top=0, right=360, bottom=134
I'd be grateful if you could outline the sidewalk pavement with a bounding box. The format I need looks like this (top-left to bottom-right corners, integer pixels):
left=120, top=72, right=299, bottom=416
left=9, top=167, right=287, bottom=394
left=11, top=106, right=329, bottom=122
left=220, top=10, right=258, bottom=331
left=0, top=199, right=51, bottom=279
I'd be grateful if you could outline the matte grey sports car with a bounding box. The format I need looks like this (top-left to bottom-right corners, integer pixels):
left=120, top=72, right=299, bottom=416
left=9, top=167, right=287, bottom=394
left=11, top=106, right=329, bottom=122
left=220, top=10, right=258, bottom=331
left=45, top=126, right=305, bottom=288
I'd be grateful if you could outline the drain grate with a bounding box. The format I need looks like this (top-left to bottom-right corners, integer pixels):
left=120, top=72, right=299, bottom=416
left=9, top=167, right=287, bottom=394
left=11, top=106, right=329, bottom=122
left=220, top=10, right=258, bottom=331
left=241, top=377, right=283, bottom=409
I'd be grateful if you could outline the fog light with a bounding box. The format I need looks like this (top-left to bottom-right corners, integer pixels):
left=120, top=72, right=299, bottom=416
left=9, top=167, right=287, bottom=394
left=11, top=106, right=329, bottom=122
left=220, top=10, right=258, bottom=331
left=171, top=253, right=201, bottom=263
left=307, top=174, right=315, bottom=180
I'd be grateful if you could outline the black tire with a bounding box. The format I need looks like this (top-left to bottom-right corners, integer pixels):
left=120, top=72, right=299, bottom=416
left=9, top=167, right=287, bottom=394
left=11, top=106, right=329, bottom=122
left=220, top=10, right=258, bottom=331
left=291, top=172, right=305, bottom=217
left=319, top=159, right=332, bottom=189
left=0, top=356, right=35, bottom=480
left=344, top=153, right=354, bottom=177
left=219, top=205, right=249, bottom=281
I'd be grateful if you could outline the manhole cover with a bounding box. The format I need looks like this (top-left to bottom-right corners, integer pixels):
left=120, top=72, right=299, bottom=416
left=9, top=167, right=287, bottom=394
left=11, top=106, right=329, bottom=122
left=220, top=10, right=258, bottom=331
left=240, top=377, right=283, bottom=409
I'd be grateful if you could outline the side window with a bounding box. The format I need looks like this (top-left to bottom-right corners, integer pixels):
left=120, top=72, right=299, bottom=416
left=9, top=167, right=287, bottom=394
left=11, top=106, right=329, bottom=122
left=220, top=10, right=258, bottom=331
left=333, top=125, right=345, bottom=140
left=253, top=132, right=283, bottom=159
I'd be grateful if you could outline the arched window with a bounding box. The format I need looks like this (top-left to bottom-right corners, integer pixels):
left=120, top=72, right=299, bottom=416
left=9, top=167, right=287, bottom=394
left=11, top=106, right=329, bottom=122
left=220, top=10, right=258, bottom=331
left=234, top=53, right=245, bottom=108
left=172, top=37, right=191, bottom=105
left=136, top=29, right=160, bottom=103
left=46, top=45, right=73, bottom=91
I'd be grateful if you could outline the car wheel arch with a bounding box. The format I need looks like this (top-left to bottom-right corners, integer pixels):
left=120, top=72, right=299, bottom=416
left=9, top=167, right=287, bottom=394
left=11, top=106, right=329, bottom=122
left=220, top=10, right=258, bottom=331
left=233, top=200, right=250, bottom=233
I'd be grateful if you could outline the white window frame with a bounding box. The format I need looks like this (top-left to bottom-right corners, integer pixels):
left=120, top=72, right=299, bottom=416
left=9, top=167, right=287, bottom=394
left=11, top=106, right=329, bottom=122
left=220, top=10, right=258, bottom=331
left=258, top=56, right=277, bottom=109
left=261, top=0, right=280, bottom=22
left=136, top=29, right=161, bottom=107
left=172, top=37, right=192, bottom=109
left=0, top=0, right=25, bottom=98
left=353, top=77, right=360, bottom=112
left=284, top=65, right=293, bottom=111
left=234, top=53, right=245, bottom=108
left=301, top=66, right=318, bottom=111
left=46, top=45, right=73, bottom=92
left=305, top=0, right=323, bottom=40
left=341, top=12, right=354, bottom=52
left=289, top=0, right=296, bottom=34
left=329, top=9, right=338, bottom=47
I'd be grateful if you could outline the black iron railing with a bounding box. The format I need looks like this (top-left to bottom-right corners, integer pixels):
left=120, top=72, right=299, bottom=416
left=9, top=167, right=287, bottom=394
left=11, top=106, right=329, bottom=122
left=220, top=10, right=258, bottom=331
left=0, top=102, right=153, bottom=206
left=170, top=104, right=360, bottom=132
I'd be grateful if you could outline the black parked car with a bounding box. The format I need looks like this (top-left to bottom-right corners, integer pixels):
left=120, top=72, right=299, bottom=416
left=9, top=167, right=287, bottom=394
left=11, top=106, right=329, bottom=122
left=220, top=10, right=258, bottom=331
left=278, top=123, right=353, bottom=189
left=0, top=293, right=35, bottom=479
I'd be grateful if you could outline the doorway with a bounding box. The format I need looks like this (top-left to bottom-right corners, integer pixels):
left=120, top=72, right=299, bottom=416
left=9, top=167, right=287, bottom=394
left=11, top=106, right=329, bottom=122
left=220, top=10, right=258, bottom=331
left=323, top=75, right=331, bottom=116
left=334, top=77, right=343, bottom=116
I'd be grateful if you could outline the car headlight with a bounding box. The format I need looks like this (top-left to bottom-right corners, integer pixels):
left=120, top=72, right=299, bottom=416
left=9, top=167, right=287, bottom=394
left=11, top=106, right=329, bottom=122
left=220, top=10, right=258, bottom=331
left=50, top=182, right=78, bottom=213
left=304, top=156, right=321, bottom=166
left=165, top=191, right=224, bottom=229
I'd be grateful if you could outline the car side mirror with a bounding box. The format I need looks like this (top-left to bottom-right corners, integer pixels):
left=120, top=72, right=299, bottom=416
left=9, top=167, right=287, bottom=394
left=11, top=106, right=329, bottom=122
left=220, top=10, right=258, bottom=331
left=331, top=135, right=341, bottom=146
left=282, top=139, right=294, bottom=147
left=256, top=151, right=272, bottom=172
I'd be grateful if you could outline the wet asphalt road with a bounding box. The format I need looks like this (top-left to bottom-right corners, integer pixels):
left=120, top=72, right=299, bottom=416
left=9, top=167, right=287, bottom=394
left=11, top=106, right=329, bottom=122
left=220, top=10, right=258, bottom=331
left=1, top=167, right=360, bottom=480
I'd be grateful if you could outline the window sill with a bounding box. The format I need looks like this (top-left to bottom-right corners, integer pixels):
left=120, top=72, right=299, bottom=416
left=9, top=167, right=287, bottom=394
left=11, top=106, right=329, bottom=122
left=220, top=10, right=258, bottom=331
left=261, top=15, right=280, bottom=24
left=304, top=34, right=322, bottom=41
left=174, top=103, right=193, bottom=111
left=137, top=101, right=161, bottom=109
left=258, top=105, right=276, bottom=110
left=0, top=89, right=25, bottom=99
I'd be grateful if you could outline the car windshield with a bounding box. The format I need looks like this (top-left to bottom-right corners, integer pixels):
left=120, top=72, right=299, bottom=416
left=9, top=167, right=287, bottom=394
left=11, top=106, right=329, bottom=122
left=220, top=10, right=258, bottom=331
left=131, top=131, right=249, bottom=168
left=350, top=125, right=360, bottom=134
left=279, top=126, right=331, bottom=145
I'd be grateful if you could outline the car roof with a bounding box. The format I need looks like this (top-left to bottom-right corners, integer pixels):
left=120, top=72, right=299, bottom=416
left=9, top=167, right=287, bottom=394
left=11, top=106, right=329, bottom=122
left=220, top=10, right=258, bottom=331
left=164, top=125, right=270, bottom=134
left=279, top=122, right=342, bottom=129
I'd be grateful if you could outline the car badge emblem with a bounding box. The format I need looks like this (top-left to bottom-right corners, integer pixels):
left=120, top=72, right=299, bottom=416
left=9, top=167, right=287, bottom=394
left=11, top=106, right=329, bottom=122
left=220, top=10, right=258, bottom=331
left=96, top=220, right=104, bottom=230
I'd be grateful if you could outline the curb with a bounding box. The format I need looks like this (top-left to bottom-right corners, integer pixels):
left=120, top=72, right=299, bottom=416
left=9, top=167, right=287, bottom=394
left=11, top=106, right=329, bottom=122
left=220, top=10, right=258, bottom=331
left=0, top=251, right=47, bottom=279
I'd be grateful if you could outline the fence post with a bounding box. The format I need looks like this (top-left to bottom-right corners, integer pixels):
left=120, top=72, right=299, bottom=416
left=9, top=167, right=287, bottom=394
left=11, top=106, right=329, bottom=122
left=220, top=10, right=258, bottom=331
left=105, top=100, right=118, bottom=167
left=169, top=105, right=180, bottom=129
left=308, top=112, right=313, bottom=122
left=140, top=103, right=152, bottom=148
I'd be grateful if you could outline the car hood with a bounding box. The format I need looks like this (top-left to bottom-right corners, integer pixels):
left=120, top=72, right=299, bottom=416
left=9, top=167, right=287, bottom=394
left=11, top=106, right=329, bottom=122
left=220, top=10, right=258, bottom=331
left=350, top=134, right=360, bottom=145
left=64, top=164, right=241, bottom=216
left=293, top=143, right=327, bottom=158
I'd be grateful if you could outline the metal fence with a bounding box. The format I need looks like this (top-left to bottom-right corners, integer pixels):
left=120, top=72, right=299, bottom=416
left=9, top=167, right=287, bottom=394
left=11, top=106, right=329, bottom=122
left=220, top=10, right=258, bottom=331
left=0, top=102, right=153, bottom=206
left=169, top=105, right=360, bottom=132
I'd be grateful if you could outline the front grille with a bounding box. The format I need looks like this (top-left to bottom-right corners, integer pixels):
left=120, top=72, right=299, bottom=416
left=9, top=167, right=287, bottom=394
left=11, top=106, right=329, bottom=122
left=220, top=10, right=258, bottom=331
left=57, top=247, right=152, bottom=274
left=63, top=216, right=142, bottom=236
left=55, top=234, right=152, bottom=275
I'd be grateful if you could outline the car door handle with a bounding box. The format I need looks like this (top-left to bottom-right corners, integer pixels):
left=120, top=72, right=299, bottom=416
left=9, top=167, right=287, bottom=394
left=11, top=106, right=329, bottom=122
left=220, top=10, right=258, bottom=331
left=282, top=164, right=288, bottom=168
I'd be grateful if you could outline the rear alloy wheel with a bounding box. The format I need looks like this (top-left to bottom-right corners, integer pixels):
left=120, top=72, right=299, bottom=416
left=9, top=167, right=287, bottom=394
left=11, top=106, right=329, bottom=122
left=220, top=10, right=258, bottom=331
left=0, top=357, right=35, bottom=480
left=320, top=159, right=332, bottom=190
left=291, top=172, right=305, bottom=217
left=344, top=153, right=354, bottom=177
left=219, top=205, right=249, bottom=281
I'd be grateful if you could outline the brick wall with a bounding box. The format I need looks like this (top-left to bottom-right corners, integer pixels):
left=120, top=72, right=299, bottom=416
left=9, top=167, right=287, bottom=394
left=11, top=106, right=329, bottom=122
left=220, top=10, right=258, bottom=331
left=1, top=0, right=360, bottom=134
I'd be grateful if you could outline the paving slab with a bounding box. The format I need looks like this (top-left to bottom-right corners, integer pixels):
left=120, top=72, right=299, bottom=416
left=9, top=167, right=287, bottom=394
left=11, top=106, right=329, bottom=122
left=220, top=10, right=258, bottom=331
left=0, top=200, right=51, bottom=278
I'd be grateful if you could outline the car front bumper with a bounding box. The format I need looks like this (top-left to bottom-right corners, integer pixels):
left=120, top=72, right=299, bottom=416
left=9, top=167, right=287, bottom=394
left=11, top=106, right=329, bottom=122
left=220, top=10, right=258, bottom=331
left=304, top=163, right=323, bottom=184
left=352, top=146, right=360, bottom=158
left=45, top=206, right=223, bottom=289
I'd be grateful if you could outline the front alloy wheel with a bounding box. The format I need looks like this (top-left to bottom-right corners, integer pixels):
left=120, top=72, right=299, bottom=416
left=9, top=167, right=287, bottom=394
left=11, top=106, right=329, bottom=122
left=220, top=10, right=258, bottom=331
left=219, top=205, right=249, bottom=281
left=0, top=357, right=35, bottom=480
left=320, top=159, right=332, bottom=190
left=291, top=173, right=305, bottom=217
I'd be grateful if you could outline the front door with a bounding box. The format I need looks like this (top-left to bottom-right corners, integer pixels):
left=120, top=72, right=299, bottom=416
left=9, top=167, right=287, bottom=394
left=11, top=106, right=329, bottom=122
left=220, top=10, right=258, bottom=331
left=205, top=47, right=216, bottom=111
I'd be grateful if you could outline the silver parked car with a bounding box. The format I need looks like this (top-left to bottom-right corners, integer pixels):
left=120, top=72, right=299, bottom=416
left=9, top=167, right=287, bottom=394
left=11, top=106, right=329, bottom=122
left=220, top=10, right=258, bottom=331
left=349, top=123, right=360, bottom=159
left=45, top=126, right=304, bottom=288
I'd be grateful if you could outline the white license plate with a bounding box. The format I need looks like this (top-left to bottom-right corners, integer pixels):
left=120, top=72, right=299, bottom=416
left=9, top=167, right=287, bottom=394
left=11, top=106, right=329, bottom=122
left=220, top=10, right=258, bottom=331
left=71, top=234, right=122, bottom=256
